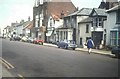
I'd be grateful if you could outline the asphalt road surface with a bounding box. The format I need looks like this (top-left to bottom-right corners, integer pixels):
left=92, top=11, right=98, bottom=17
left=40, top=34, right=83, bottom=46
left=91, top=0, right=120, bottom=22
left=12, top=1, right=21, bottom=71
left=2, top=39, right=119, bottom=77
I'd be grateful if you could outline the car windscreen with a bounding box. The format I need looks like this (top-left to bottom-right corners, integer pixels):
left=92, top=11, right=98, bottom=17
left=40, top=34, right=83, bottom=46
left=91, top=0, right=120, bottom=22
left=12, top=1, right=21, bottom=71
left=68, top=40, right=75, bottom=44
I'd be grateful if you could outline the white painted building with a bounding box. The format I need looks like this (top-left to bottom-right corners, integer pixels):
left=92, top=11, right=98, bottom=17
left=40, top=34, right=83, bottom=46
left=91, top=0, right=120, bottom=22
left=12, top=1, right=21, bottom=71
left=23, top=21, right=32, bottom=37
left=61, top=8, right=92, bottom=46
left=78, top=17, right=92, bottom=48
left=105, top=5, right=120, bottom=47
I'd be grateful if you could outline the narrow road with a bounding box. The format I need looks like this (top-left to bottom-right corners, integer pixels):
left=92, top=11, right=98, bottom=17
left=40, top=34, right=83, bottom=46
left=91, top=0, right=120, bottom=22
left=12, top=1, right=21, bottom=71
left=2, top=39, right=118, bottom=77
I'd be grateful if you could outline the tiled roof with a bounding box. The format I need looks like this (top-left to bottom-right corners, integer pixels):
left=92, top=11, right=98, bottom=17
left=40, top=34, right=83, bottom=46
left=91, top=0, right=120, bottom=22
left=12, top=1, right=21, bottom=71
left=92, top=8, right=107, bottom=16
left=47, top=0, right=76, bottom=20
left=77, top=8, right=93, bottom=16
left=22, top=21, right=31, bottom=27
left=66, top=8, right=92, bottom=17
left=23, top=21, right=33, bottom=29
left=66, top=10, right=79, bottom=16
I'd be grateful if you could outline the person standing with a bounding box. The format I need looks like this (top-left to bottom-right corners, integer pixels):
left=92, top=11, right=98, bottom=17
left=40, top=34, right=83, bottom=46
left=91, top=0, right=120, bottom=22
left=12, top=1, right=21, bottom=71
left=86, top=37, right=94, bottom=54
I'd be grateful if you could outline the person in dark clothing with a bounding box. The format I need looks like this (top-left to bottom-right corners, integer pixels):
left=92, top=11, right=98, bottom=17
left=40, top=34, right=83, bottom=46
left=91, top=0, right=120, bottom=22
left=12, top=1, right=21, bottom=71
left=87, top=38, right=94, bottom=54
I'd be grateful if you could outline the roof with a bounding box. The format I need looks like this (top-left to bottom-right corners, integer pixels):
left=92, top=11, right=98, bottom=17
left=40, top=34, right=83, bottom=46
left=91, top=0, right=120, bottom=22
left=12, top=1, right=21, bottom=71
left=65, top=10, right=79, bottom=17
left=91, top=8, right=107, bottom=16
left=17, top=21, right=31, bottom=27
left=79, top=17, right=92, bottom=24
left=107, top=5, right=120, bottom=12
left=47, top=0, right=76, bottom=20
left=66, top=8, right=92, bottom=17
left=77, top=8, right=93, bottom=16
left=23, top=21, right=33, bottom=30
left=23, top=21, right=31, bottom=27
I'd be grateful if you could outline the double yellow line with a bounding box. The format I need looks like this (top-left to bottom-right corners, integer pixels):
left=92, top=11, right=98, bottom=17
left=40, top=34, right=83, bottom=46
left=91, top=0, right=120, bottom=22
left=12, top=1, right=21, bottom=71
left=0, top=57, right=14, bottom=69
left=0, top=57, right=25, bottom=79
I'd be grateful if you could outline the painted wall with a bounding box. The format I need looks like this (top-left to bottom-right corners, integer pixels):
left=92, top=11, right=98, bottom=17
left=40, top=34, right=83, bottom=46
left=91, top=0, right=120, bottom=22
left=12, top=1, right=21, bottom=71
left=105, top=11, right=117, bottom=45
left=16, top=25, right=23, bottom=36
left=76, top=16, right=89, bottom=45
left=78, top=23, right=92, bottom=47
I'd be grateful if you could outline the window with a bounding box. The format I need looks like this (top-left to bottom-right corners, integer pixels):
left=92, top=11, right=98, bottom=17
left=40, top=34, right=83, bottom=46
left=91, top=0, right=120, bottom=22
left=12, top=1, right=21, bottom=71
left=64, top=31, right=66, bottom=39
left=86, top=24, right=89, bottom=33
left=98, top=18, right=103, bottom=27
left=66, top=31, right=68, bottom=40
left=116, top=9, right=120, bottom=24
left=80, top=38, right=82, bottom=45
left=110, top=31, right=117, bottom=46
left=66, top=19, right=69, bottom=27
left=50, top=18, right=52, bottom=27
left=118, top=32, right=120, bottom=46
left=93, top=18, right=98, bottom=27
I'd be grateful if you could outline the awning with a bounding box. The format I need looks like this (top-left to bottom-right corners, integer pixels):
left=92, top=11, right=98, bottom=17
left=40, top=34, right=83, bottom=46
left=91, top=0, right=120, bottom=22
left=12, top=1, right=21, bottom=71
left=110, top=26, right=120, bottom=31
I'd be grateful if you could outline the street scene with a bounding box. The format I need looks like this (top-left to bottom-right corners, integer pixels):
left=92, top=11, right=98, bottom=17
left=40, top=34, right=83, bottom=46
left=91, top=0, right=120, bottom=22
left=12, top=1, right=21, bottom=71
left=0, top=0, right=120, bottom=78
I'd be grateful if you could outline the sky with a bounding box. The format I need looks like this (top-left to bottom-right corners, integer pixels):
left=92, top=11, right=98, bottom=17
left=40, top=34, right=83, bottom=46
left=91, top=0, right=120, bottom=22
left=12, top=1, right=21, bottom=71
left=0, top=0, right=103, bottom=31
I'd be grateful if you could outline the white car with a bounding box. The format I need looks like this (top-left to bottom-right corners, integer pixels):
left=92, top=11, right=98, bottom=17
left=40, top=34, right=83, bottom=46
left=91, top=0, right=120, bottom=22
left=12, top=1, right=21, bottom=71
left=21, top=37, right=28, bottom=42
left=27, top=37, right=34, bottom=43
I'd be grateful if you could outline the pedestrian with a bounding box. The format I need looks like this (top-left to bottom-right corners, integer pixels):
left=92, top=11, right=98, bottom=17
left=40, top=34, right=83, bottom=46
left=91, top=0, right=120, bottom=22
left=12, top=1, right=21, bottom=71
left=86, top=37, right=94, bottom=54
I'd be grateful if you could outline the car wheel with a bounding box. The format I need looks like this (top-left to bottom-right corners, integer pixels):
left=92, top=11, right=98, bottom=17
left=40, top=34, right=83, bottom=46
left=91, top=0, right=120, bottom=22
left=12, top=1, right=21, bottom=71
left=115, top=53, right=120, bottom=58
left=73, top=48, right=75, bottom=50
left=64, top=45, right=68, bottom=49
left=58, top=45, right=60, bottom=48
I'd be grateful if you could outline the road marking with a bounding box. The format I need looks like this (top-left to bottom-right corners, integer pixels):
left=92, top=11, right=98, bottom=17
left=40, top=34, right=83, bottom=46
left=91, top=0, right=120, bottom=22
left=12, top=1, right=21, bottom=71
left=17, top=74, right=25, bottom=79
left=0, top=57, right=14, bottom=69
left=0, top=60, right=11, bottom=69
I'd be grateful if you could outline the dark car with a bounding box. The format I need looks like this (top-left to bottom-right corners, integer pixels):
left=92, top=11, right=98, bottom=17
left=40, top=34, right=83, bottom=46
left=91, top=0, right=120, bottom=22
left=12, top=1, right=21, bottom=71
left=111, top=46, right=120, bottom=58
left=10, top=36, right=21, bottom=41
left=57, top=40, right=77, bottom=50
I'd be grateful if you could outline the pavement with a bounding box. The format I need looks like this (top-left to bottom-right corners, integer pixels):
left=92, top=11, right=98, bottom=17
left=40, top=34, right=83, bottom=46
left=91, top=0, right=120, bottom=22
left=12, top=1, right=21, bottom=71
left=0, top=63, right=15, bottom=78
left=43, top=43, right=114, bottom=57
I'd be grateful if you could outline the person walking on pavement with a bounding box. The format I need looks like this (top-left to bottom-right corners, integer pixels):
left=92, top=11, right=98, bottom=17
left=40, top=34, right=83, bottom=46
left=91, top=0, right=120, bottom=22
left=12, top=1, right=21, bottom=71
left=86, top=37, right=94, bottom=54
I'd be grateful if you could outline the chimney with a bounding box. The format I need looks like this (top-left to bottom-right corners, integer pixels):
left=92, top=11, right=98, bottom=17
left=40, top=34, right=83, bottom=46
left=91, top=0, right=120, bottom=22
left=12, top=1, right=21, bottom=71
left=60, top=10, right=64, bottom=19
left=28, top=16, right=31, bottom=21
left=20, top=20, right=24, bottom=23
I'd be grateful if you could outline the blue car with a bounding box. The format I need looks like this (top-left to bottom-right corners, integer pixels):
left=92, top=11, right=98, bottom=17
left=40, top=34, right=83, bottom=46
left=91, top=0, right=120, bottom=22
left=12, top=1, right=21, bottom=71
left=57, top=40, right=77, bottom=50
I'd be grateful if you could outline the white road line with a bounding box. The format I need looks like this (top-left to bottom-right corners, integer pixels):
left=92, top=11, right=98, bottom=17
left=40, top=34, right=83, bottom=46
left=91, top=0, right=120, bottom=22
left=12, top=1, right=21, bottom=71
left=0, top=57, right=14, bottom=69
left=17, top=74, right=25, bottom=79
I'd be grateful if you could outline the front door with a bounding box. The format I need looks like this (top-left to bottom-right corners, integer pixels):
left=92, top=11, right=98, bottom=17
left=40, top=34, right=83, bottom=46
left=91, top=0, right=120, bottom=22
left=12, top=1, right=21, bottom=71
left=92, top=31, right=103, bottom=48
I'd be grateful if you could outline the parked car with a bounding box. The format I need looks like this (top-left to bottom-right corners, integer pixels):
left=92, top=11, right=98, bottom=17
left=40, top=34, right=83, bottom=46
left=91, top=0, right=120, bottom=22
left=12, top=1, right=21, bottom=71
left=21, top=36, right=28, bottom=42
left=0, top=35, right=4, bottom=38
left=111, top=46, right=120, bottom=58
left=33, top=38, right=44, bottom=45
left=50, top=40, right=59, bottom=45
left=10, top=35, right=21, bottom=41
left=27, top=37, right=34, bottom=43
left=57, top=40, right=77, bottom=50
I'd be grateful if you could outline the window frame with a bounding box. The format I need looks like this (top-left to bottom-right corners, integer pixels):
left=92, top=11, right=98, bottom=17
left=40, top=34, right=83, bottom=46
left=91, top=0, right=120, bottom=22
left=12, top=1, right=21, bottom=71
left=86, top=24, right=89, bottom=33
left=116, top=9, right=120, bottom=24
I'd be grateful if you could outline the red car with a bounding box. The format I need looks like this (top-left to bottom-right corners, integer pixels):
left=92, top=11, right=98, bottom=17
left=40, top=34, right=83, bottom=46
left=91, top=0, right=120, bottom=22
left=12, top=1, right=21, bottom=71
left=33, top=39, right=44, bottom=45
